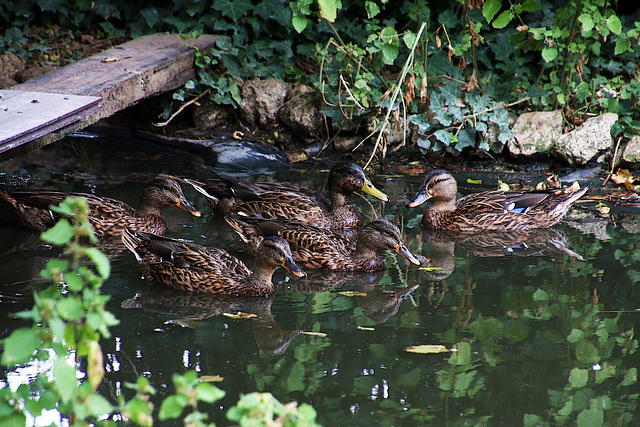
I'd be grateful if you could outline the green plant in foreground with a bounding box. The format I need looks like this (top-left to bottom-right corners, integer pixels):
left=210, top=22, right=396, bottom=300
left=0, top=196, right=320, bottom=426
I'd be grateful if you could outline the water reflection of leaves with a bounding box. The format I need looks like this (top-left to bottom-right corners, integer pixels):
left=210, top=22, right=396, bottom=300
left=121, top=284, right=301, bottom=356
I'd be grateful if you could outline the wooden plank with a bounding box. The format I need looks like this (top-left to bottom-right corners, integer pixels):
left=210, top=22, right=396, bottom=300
left=3, top=33, right=221, bottom=153
left=0, top=90, right=101, bottom=153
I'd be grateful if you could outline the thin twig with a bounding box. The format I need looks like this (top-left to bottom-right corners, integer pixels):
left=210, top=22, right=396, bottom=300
left=364, top=22, right=427, bottom=169
left=154, top=89, right=210, bottom=127
left=602, top=136, right=623, bottom=186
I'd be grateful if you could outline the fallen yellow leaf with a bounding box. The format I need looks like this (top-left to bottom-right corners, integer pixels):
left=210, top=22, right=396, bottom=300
left=337, top=291, right=368, bottom=297
left=404, top=344, right=451, bottom=354
left=199, top=375, right=224, bottom=382
left=222, top=312, right=257, bottom=319
left=302, top=331, right=327, bottom=337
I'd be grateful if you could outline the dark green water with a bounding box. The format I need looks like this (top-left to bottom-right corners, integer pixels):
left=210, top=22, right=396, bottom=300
left=1, top=131, right=638, bottom=426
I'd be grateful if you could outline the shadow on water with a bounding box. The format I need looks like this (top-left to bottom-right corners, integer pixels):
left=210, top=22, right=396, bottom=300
left=1, top=126, right=639, bottom=425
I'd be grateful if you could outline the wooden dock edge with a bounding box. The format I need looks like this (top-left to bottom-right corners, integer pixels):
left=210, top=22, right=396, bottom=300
left=2, top=33, right=221, bottom=154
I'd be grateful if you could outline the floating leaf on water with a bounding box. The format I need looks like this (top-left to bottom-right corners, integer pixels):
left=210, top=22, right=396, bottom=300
left=418, top=266, right=442, bottom=272
left=357, top=326, right=375, bottom=331
left=222, top=312, right=257, bottom=319
left=337, top=291, right=368, bottom=297
left=404, top=344, right=450, bottom=354
left=497, top=180, right=510, bottom=191
left=199, top=375, right=224, bottom=382
left=467, top=178, right=482, bottom=185
left=302, top=331, right=327, bottom=337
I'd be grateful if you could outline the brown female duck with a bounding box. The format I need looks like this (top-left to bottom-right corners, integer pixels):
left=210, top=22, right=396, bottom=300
left=407, top=170, right=588, bottom=232
left=188, top=161, right=388, bottom=229
left=225, top=217, right=421, bottom=272
left=122, top=229, right=305, bottom=297
left=0, top=176, right=201, bottom=237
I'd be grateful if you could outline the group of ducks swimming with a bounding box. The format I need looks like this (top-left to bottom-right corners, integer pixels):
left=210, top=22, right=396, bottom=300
left=0, top=162, right=588, bottom=297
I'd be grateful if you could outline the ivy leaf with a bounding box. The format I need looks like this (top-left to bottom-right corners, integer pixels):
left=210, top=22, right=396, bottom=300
left=568, top=367, right=589, bottom=388
left=482, top=0, right=501, bottom=24
left=492, top=10, right=513, bottom=29
left=212, top=0, right=252, bottom=21
left=37, top=0, right=66, bottom=12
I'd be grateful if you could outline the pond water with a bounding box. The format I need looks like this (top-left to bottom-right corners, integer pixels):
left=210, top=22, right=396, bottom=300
left=1, top=129, right=639, bottom=426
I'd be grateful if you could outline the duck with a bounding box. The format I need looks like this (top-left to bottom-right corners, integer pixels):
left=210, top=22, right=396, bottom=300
left=407, top=170, right=588, bottom=232
left=186, top=161, right=389, bottom=229
left=122, top=228, right=306, bottom=297
left=0, top=176, right=201, bottom=238
left=225, top=217, right=421, bottom=272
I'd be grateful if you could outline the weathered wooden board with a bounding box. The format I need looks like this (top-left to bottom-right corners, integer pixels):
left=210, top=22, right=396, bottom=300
left=2, top=33, right=220, bottom=153
left=0, top=90, right=101, bottom=153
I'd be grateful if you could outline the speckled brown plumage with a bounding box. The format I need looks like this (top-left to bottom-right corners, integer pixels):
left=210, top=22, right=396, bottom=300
left=407, top=170, right=588, bottom=232
left=122, top=229, right=305, bottom=297
left=225, top=217, right=421, bottom=272
left=0, top=177, right=201, bottom=237
left=189, top=162, right=389, bottom=229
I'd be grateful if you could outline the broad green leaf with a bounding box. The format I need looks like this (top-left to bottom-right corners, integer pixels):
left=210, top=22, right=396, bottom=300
left=84, top=247, right=111, bottom=279
left=405, top=344, right=450, bottom=354
left=54, top=359, right=77, bottom=404
left=578, top=14, right=594, bottom=33
left=620, top=367, right=637, bottom=386
left=492, top=10, right=513, bottom=29
left=318, top=0, right=339, bottom=22
left=0, top=413, right=27, bottom=427
left=87, top=394, right=114, bottom=417
left=533, top=288, right=549, bottom=301
left=448, top=341, right=472, bottom=365
left=365, top=0, right=380, bottom=19
left=567, top=329, right=584, bottom=343
left=1, top=328, right=39, bottom=365
left=519, top=0, right=542, bottom=12
left=159, top=395, right=188, bottom=420
left=576, top=341, right=600, bottom=365
left=212, top=0, right=252, bottom=21
left=615, top=38, right=631, bottom=55
left=607, top=15, right=622, bottom=35
left=286, top=361, right=305, bottom=392
left=292, top=15, right=308, bottom=33
left=41, top=219, right=74, bottom=245
left=195, top=383, right=226, bottom=403
left=483, top=0, right=501, bottom=24
left=541, top=46, right=558, bottom=62
left=569, top=367, right=588, bottom=388
left=57, top=297, right=84, bottom=321
left=594, top=364, right=616, bottom=384
left=576, top=408, right=604, bottom=427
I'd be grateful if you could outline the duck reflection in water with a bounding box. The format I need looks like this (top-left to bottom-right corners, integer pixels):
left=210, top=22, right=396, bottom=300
left=420, top=227, right=585, bottom=283
left=283, top=270, right=419, bottom=325
left=121, top=285, right=301, bottom=356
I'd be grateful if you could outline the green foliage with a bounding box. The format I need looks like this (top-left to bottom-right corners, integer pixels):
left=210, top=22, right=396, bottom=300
left=227, top=392, right=321, bottom=426
left=3, top=0, right=638, bottom=156
left=0, top=197, right=117, bottom=424
left=0, top=197, right=320, bottom=426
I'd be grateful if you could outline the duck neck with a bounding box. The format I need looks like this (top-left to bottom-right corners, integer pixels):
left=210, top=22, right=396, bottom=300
left=329, top=188, right=350, bottom=209
left=136, top=193, right=163, bottom=216
left=249, top=262, right=276, bottom=288
left=431, top=197, right=457, bottom=213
